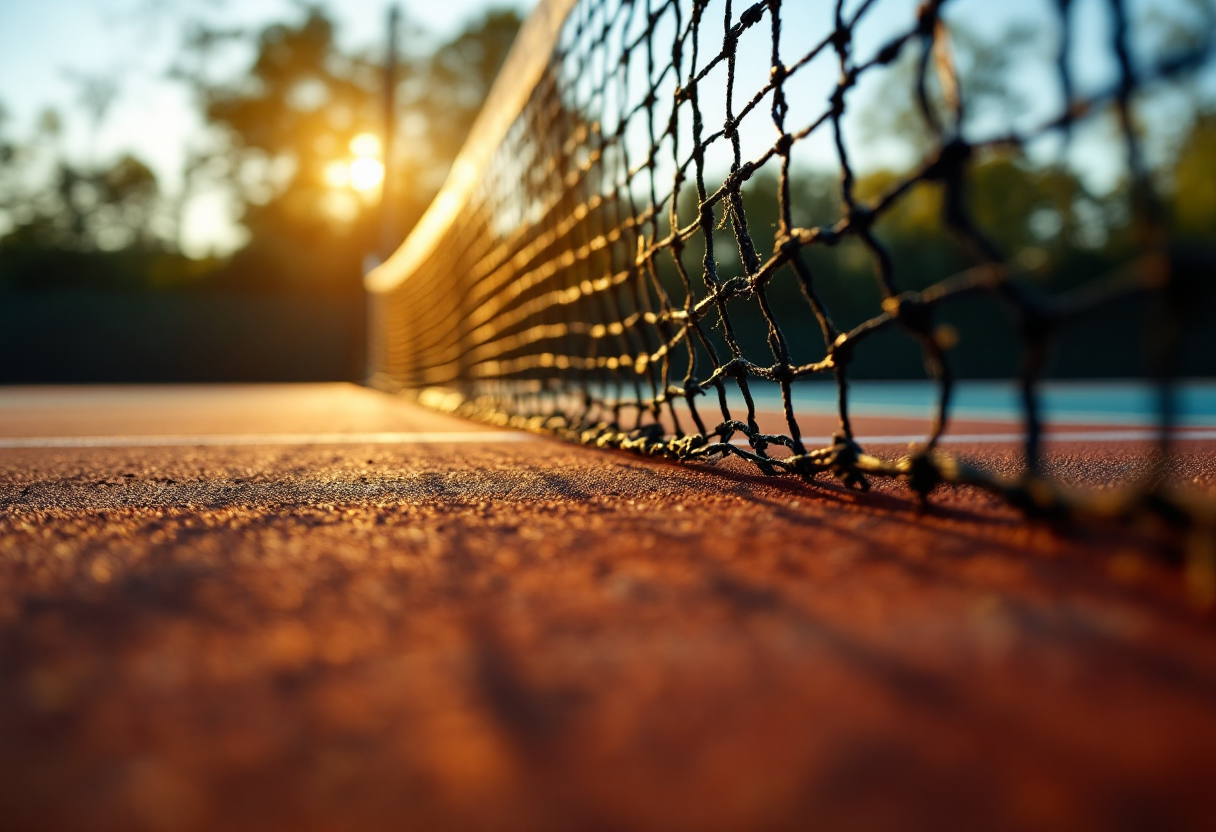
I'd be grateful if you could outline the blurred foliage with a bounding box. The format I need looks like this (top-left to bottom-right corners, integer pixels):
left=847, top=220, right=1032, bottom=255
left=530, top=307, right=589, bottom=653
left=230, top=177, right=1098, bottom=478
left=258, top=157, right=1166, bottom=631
left=0, top=3, right=1211, bottom=380
left=408, top=10, right=521, bottom=190
left=644, top=0, right=1216, bottom=380
left=0, top=5, right=522, bottom=298
left=194, top=8, right=390, bottom=295
left=1173, top=112, right=1216, bottom=237
left=665, top=124, right=1215, bottom=378
left=190, top=5, right=522, bottom=295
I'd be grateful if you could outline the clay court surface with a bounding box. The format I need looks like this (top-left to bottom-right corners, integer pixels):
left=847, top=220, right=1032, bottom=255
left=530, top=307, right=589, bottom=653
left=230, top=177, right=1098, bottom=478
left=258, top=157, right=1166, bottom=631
left=2, top=383, right=1216, bottom=832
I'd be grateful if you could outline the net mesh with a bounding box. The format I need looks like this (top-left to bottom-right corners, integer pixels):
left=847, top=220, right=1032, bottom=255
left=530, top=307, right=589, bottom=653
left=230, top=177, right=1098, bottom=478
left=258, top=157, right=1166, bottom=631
left=368, top=0, right=1214, bottom=534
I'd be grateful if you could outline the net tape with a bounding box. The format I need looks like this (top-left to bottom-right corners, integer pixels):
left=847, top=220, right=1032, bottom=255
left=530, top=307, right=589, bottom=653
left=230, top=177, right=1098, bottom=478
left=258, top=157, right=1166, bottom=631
left=368, top=0, right=1215, bottom=549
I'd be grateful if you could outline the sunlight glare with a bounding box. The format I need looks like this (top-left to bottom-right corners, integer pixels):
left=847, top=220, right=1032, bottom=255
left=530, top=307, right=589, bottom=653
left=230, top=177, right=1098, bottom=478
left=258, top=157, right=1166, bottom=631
left=349, top=157, right=385, bottom=192
left=350, top=133, right=382, bottom=159
left=324, top=160, right=350, bottom=188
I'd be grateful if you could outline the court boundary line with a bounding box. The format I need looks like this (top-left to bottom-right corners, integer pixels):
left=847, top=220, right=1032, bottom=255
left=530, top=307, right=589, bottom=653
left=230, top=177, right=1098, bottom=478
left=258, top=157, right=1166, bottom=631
left=0, top=432, right=541, bottom=449
left=2, top=428, right=1214, bottom=450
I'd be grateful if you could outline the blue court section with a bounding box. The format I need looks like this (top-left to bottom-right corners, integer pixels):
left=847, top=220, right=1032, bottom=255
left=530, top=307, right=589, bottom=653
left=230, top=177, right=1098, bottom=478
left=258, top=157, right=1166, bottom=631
left=734, top=380, right=1216, bottom=427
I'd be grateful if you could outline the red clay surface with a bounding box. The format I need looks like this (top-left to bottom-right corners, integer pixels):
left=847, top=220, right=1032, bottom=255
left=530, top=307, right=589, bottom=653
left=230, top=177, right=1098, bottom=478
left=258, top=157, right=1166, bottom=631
left=1, top=384, right=1215, bottom=832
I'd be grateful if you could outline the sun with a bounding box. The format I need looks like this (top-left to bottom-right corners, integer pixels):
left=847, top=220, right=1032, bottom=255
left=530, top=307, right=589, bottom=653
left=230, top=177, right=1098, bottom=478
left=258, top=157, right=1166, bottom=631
left=348, top=133, right=384, bottom=193
left=349, top=157, right=384, bottom=192
left=350, top=133, right=381, bottom=159
left=324, top=132, right=385, bottom=195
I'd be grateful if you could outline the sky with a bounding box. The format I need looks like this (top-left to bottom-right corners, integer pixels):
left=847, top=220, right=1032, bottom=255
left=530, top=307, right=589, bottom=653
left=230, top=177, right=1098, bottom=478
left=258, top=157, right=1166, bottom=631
left=0, top=0, right=1209, bottom=256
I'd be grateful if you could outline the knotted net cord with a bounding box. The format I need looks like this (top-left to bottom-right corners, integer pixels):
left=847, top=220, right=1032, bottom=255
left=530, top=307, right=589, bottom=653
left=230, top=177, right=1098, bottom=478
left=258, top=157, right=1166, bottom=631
left=367, top=0, right=1214, bottom=552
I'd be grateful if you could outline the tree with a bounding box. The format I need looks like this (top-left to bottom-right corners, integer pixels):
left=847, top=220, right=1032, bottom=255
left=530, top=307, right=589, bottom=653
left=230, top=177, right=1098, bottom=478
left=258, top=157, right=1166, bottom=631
left=186, top=5, right=521, bottom=294
left=402, top=10, right=522, bottom=192
left=1172, top=112, right=1216, bottom=237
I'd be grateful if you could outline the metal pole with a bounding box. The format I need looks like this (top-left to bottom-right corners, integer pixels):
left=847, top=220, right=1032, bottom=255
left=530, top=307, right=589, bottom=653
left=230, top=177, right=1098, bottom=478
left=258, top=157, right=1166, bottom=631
left=380, top=4, right=400, bottom=260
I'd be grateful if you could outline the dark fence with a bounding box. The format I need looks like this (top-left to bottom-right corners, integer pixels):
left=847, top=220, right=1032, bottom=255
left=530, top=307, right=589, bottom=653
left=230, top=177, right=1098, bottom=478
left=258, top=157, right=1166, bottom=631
left=1, top=291, right=362, bottom=383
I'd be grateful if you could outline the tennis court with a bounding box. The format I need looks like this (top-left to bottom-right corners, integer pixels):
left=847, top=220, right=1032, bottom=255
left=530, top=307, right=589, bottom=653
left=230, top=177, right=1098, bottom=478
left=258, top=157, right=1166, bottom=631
left=1, top=383, right=1215, bottom=830
left=3, top=0, right=1215, bottom=828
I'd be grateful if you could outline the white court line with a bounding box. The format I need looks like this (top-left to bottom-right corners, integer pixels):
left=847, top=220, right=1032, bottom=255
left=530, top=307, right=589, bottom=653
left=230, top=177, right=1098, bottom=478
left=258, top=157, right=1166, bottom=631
left=1, top=428, right=1214, bottom=451
left=0, top=431, right=539, bottom=449
left=734, top=429, right=1216, bottom=447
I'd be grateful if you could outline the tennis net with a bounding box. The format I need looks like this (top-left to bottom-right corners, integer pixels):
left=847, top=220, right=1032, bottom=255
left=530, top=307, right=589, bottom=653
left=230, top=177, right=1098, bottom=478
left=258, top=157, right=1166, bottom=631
left=366, top=0, right=1214, bottom=542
